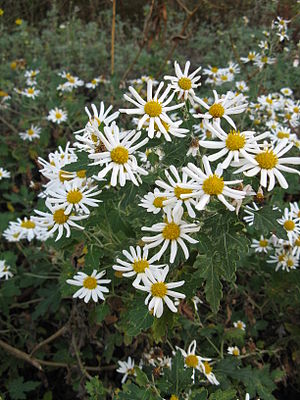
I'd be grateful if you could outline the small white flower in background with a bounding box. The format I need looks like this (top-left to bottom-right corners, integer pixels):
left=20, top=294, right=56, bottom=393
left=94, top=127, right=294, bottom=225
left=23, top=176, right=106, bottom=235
left=194, top=90, right=248, bottom=129
left=66, top=269, right=110, bottom=303
left=192, top=295, right=203, bottom=311
left=133, top=265, right=185, bottom=318
left=240, top=51, right=259, bottom=63
left=141, top=207, right=199, bottom=263
left=273, top=16, right=290, bottom=31
left=270, top=126, right=296, bottom=144
left=20, top=87, right=40, bottom=99
left=277, top=207, right=300, bottom=244
left=2, top=223, right=22, bottom=242
left=182, top=156, right=245, bottom=212
left=16, top=217, right=41, bottom=241
left=200, top=360, right=220, bottom=385
left=233, top=320, right=246, bottom=330
left=187, top=137, right=200, bottom=157
left=19, top=124, right=41, bottom=141
left=0, top=260, right=13, bottom=280
left=164, top=60, right=202, bottom=106
left=233, top=140, right=300, bottom=191
left=89, top=124, right=148, bottom=187
left=227, top=346, right=240, bottom=356
left=113, top=245, right=165, bottom=285
left=46, top=180, right=102, bottom=215
left=0, top=167, right=10, bottom=180
left=176, top=340, right=211, bottom=383
left=280, top=87, right=293, bottom=97
left=267, top=247, right=289, bottom=271
left=85, top=77, right=101, bottom=89
left=251, top=235, right=272, bottom=253
left=57, top=72, right=84, bottom=92
left=24, top=69, right=40, bottom=79
left=291, top=202, right=300, bottom=219
left=135, top=117, right=189, bottom=142
left=254, top=54, right=276, bottom=69
left=119, top=79, right=185, bottom=139
left=233, top=184, right=256, bottom=215
left=139, top=188, right=171, bottom=215
left=155, top=165, right=198, bottom=218
left=235, top=81, right=249, bottom=92
left=47, top=107, right=68, bottom=124
left=117, top=357, right=136, bottom=384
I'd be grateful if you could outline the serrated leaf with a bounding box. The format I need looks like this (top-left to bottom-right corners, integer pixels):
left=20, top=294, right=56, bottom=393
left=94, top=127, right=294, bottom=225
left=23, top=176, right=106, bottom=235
left=199, top=256, right=223, bottom=313
left=135, top=367, right=149, bottom=387
left=8, top=377, right=40, bottom=400
left=209, top=389, right=236, bottom=400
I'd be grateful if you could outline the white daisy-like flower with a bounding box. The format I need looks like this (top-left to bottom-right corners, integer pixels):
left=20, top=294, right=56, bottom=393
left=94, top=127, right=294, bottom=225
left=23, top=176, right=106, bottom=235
left=141, top=207, right=199, bottom=263
left=33, top=204, right=88, bottom=241
left=139, top=118, right=189, bottom=142
left=291, top=202, right=300, bottom=219
left=85, top=77, right=100, bottom=89
left=0, top=260, right=13, bottom=280
left=119, top=79, right=184, bottom=139
left=0, top=167, right=10, bottom=180
left=139, top=188, right=170, bottom=215
left=270, top=126, right=295, bottom=144
left=46, top=180, right=102, bottom=215
left=164, top=60, right=201, bottom=105
left=2, top=223, right=22, bottom=242
left=199, top=123, right=269, bottom=169
left=155, top=165, right=198, bottom=218
left=240, top=51, right=259, bottom=63
left=13, top=217, right=41, bottom=241
left=89, top=124, right=148, bottom=187
left=176, top=340, right=210, bottom=382
left=251, top=235, right=272, bottom=253
left=47, top=107, right=68, bottom=124
left=19, top=124, right=41, bottom=141
left=235, top=81, right=249, bottom=92
left=66, top=269, right=110, bottom=303
left=20, top=87, right=40, bottom=99
left=267, top=247, right=289, bottom=271
left=233, top=140, right=300, bottom=191
left=24, top=69, right=40, bottom=79
left=277, top=207, right=300, bottom=244
left=194, top=90, right=248, bottom=129
left=113, top=245, right=165, bottom=285
left=292, top=236, right=300, bottom=259
left=187, top=137, right=200, bottom=157
left=133, top=265, right=185, bottom=318
left=117, top=357, right=136, bottom=384
left=182, top=156, right=245, bottom=212
left=227, top=346, right=240, bottom=356
left=254, top=54, right=276, bottom=68
left=200, top=360, right=220, bottom=385
left=280, top=87, right=293, bottom=97
left=233, top=320, right=246, bottom=330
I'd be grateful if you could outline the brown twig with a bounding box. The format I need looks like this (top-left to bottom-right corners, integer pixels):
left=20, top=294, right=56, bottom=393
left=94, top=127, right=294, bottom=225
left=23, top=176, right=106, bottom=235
left=111, top=0, right=116, bottom=76
left=72, top=334, right=92, bottom=380
left=0, top=339, right=43, bottom=371
left=30, top=324, right=68, bottom=356
left=0, top=116, right=19, bottom=134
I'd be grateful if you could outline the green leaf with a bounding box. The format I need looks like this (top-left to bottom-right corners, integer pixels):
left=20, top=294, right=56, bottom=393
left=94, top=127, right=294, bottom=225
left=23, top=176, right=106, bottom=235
left=198, top=255, right=223, bottom=313
left=121, top=299, right=154, bottom=336
left=209, top=389, right=236, bottom=400
left=90, top=303, right=110, bottom=324
left=8, top=377, right=40, bottom=400
left=85, top=377, right=106, bottom=399
left=135, top=367, right=149, bottom=387
left=250, top=205, right=285, bottom=238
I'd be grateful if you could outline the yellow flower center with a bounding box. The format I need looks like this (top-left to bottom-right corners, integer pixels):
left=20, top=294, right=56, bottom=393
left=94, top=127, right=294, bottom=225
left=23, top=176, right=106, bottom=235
left=178, top=77, right=192, bottom=90
left=225, top=130, right=246, bottom=151
left=255, top=150, right=278, bottom=169
left=28, top=88, right=35, bottom=94
left=293, top=106, right=299, bottom=114
left=278, top=254, right=286, bottom=262
left=261, top=56, right=268, bottom=63
left=128, top=367, right=135, bottom=375
left=162, top=222, right=180, bottom=240
left=221, top=75, right=228, bottom=81
left=174, top=186, right=193, bottom=200
left=285, top=113, right=291, bottom=120
left=277, top=131, right=289, bottom=139
left=170, top=395, right=179, bottom=400
left=259, top=239, right=268, bottom=247
left=153, top=196, right=167, bottom=208
left=59, top=170, right=73, bottom=183
left=185, top=354, right=199, bottom=368
left=76, top=170, right=86, bottom=178
left=110, top=146, right=129, bottom=164
left=15, top=19, right=22, bottom=25
left=27, top=128, right=34, bottom=136
left=202, top=174, right=224, bottom=195
left=83, top=276, right=98, bottom=290
left=295, top=237, right=300, bottom=247
left=144, top=101, right=162, bottom=117
left=55, top=112, right=62, bottom=119
left=21, top=220, right=36, bottom=229
left=132, top=259, right=149, bottom=273
left=211, top=67, right=218, bottom=73
left=68, top=76, right=75, bottom=84
left=0, top=90, right=8, bottom=97
left=203, top=361, right=212, bottom=375
left=233, top=348, right=239, bottom=356
left=209, top=103, right=225, bottom=118
left=284, top=220, right=295, bottom=231
left=67, top=189, right=83, bottom=204
left=287, top=258, right=294, bottom=268
left=248, top=53, right=255, bottom=60
left=266, top=98, right=273, bottom=105
left=91, top=79, right=97, bottom=85
left=151, top=282, right=167, bottom=298
left=236, top=321, right=244, bottom=329
left=53, top=209, right=69, bottom=224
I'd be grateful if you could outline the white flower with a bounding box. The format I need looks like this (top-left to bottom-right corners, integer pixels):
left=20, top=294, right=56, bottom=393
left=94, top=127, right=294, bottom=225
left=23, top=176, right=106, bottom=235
left=141, top=207, right=199, bottom=263
left=194, top=90, right=248, bottom=129
left=235, top=81, right=249, bottom=92
left=277, top=207, right=300, bottom=244
left=24, top=69, right=40, bottom=79
left=47, top=107, right=68, bottom=124
left=89, top=124, right=148, bottom=187
left=254, top=54, right=276, bottom=68
left=133, top=265, right=185, bottom=318
left=19, top=124, right=41, bottom=141
left=0, top=260, right=13, bottom=280
left=233, top=140, right=300, bottom=191
left=85, top=77, right=101, bottom=89
left=113, top=245, right=165, bottom=285
left=20, top=87, right=40, bottom=99
left=155, top=165, right=198, bottom=218
left=187, top=137, right=200, bottom=157
left=176, top=340, right=210, bottom=382
left=46, top=180, right=102, bottom=215
left=119, top=79, right=184, bottom=139
left=240, top=51, right=259, bottom=63
left=66, top=269, right=110, bottom=303
left=135, top=117, right=188, bottom=142
left=233, top=320, right=246, bottom=330
left=8, top=217, right=42, bottom=241
left=270, top=126, right=296, bottom=144
left=227, top=346, right=240, bottom=356
left=0, top=167, right=10, bottom=180
left=182, top=156, right=245, bottom=212
left=117, top=357, right=136, bottom=384
left=139, top=188, right=170, bottom=215
left=280, top=87, right=293, bottom=97
left=199, top=123, right=269, bottom=169
left=291, top=202, right=300, bottom=219
left=164, top=60, right=202, bottom=105
left=251, top=235, right=272, bottom=253
left=200, top=360, right=220, bottom=385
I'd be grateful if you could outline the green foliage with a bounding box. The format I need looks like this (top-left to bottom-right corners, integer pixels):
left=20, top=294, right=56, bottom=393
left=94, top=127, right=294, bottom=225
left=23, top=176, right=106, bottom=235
left=7, top=377, right=40, bottom=400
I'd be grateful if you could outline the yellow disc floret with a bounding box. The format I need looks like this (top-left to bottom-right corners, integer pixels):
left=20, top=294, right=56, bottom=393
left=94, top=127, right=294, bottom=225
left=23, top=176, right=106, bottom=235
left=55, top=112, right=62, bottom=119
left=151, top=282, right=167, bottom=298
left=203, top=361, right=212, bottom=374
left=255, top=150, right=278, bottom=169
left=174, top=186, right=193, bottom=200
left=53, top=209, right=69, bottom=224
left=27, top=129, right=34, bottom=136
left=153, top=196, right=167, bottom=208
left=162, top=222, right=180, bottom=240
left=284, top=220, right=295, bottom=231
left=110, top=146, right=129, bottom=164
left=178, top=77, right=192, bottom=90
left=21, top=220, right=36, bottom=229
left=185, top=354, right=199, bottom=368
left=277, top=131, right=290, bottom=139
left=225, top=130, right=246, bottom=151
left=259, top=239, right=268, bottom=247
left=202, top=174, right=224, bottom=195
left=132, top=259, right=149, bottom=273
left=83, top=276, right=98, bottom=290
left=233, top=348, right=240, bottom=356
left=67, top=189, right=83, bottom=204
left=76, top=170, right=86, bottom=179
left=209, top=103, right=225, bottom=118
left=144, top=101, right=162, bottom=117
